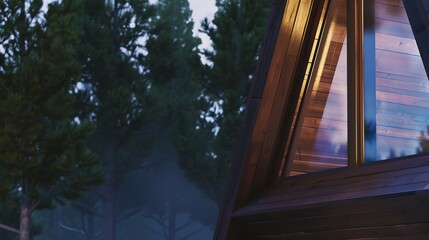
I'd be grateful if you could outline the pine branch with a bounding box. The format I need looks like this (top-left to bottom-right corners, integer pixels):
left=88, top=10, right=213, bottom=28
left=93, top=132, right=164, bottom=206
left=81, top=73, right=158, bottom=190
left=0, top=222, right=20, bottom=235
left=29, top=179, right=65, bottom=214
left=59, top=221, right=86, bottom=237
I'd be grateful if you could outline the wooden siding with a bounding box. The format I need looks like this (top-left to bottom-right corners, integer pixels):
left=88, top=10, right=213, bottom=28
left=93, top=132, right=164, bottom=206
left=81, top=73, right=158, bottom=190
left=233, top=154, right=429, bottom=239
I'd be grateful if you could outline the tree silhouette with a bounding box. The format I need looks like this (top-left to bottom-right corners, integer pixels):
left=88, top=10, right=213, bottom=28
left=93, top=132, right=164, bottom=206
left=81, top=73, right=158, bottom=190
left=417, top=125, right=429, bottom=154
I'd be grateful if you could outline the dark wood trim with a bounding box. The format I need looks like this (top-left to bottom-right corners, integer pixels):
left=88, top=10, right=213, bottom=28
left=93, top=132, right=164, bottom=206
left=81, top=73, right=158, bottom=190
left=252, top=0, right=287, bottom=100
left=347, top=0, right=365, bottom=167
left=214, top=0, right=287, bottom=238
left=234, top=0, right=309, bottom=207
left=214, top=98, right=261, bottom=240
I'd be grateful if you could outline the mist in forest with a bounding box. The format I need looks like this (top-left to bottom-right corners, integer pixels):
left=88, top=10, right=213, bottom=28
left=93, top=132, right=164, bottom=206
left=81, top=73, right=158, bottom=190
left=32, top=132, right=218, bottom=240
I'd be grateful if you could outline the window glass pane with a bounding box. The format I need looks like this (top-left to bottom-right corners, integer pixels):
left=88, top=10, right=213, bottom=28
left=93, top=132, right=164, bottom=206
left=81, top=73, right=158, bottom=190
left=286, top=0, right=347, bottom=176
left=374, top=1, right=429, bottom=160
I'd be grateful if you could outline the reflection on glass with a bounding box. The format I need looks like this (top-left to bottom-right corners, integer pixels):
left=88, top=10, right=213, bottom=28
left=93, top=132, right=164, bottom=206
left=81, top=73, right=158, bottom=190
left=374, top=1, right=429, bottom=160
left=286, top=0, right=347, bottom=176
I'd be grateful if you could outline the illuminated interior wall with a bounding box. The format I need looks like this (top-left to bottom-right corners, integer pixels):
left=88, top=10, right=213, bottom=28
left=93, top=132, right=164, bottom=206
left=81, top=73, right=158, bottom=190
left=374, top=0, right=429, bottom=159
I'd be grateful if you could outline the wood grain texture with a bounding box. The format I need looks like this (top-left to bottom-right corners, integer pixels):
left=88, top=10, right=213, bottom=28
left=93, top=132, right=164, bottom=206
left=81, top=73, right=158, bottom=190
left=233, top=155, right=429, bottom=239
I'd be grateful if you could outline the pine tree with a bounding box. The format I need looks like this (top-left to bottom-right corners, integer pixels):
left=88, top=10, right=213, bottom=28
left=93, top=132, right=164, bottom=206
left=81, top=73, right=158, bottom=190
left=193, top=0, right=271, bottom=205
left=417, top=125, right=429, bottom=154
left=0, top=1, right=103, bottom=239
left=146, top=0, right=202, bottom=115
left=73, top=0, right=154, bottom=239
left=145, top=0, right=203, bottom=157
left=143, top=0, right=206, bottom=238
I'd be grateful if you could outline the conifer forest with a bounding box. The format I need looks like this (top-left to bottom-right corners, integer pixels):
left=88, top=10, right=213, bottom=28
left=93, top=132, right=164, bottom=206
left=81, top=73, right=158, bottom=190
left=0, top=0, right=270, bottom=239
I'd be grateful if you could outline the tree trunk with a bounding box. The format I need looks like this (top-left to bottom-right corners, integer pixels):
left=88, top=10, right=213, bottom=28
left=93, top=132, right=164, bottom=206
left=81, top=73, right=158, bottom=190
left=168, top=200, right=177, bottom=240
left=106, top=168, right=116, bottom=240
left=105, top=140, right=117, bottom=240
left=18, top=1, right=31, bottom=237
left=87, top=211, right=95, bottom=240
left=19, top=195, right=31, bottom=240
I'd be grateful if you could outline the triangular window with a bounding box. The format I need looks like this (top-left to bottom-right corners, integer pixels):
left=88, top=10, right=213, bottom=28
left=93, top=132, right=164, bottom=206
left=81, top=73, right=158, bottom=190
left=282, top=0, right=429, bottom=177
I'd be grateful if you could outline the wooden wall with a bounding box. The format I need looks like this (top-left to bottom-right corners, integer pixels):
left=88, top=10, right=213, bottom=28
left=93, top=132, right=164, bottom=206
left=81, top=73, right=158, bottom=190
left=235, top=154, right=429, bottom=239
left=375, top=0, right=429, bottom=159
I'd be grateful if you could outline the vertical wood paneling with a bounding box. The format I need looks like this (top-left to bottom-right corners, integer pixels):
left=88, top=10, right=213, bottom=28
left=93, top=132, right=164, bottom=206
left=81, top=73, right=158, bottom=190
left=235, top=0, right=306, bottom=206
left=252, top=0, right=300, bottom=143
left=249, top=0, right=324, bottom=197
left=214, top=0, right=291, bottom=238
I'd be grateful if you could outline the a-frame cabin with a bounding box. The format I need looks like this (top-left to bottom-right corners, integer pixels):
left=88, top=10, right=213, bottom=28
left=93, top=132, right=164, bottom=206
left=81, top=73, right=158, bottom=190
left=215, top=0, right=429, bottom=239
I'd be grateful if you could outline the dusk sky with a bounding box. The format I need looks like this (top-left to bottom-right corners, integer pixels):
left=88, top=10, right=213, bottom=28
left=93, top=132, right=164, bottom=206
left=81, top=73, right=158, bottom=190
left=148, top=0, right=217, bottom=55
left=43, top=0, right=217, bottom=50
left=41, top=0, right=217, bottom=65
